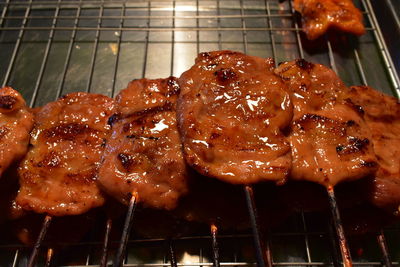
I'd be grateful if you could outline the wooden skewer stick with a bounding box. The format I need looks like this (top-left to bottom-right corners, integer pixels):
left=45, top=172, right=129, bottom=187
left=244, top=185, right=273, bottom=267
left=326, top=186, right=352, bottom=267
left=113, top=192, right=138, bottom=267
left=44, top=247, right=54, bottom=267
left=100, top=217, right=113, bottom=267
left=210, top=223, right=220, bottom=267
left=28, top=215, right=53, bottom=267
left=377, top=230, right=392, bottom=267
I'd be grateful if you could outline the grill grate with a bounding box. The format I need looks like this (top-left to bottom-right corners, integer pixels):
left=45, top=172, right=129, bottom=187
left=0, top=0, right=400, bottom=266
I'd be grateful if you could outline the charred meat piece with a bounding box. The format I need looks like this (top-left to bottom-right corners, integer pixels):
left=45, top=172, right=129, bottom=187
left=348, top=86, right=400, bottom=214
left=17, top=92, right=116, bottom=216
left=0, top=87, right=34, bottom=178
left=274, top=60, right=377, bottom=186
left=98, top=77, right=188, bottom=210
left=178, top=51, right=293, bottom=184
left=294, top=0, right=365, bottom=40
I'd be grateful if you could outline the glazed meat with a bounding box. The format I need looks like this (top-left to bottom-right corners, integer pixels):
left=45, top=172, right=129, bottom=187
left=0, top=87, right=34, bottom=178
left=178, top=51, right=293, bottom=184
left=98, top=77, right=188, bottom=210
left=348, top=86, right=400, bottom=214
left=17, top=93, right=116, bottom=216
left=274, top=60, right=377, bottom=186
left=294, top=0, right=365, bottom=40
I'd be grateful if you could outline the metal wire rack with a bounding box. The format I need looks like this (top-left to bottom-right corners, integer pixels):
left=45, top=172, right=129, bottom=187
left=0, top=0, right=400, bottom=266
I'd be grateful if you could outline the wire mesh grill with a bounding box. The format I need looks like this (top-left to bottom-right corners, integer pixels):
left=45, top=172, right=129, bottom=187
left=0, top=0, right=400, bottom=266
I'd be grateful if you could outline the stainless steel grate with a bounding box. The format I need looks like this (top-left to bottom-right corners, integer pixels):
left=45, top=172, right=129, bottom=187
left=0, top=0, right=400, bottom=266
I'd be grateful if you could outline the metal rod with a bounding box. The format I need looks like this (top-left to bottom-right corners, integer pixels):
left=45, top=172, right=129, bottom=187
left=113, top=192, right=138, bottom=267
left=85, top=0, right=104, bottom=93
left=326, top=186, right=352, bottom=267
left=170, top=0, right=176, bottom=77
left=110, top=0, right=127, bottom=97
left=288, top=0, right=304, bottom=59
left=44, top=247, right=54, bottom=267
left=55, top=0, right=83, bottom=99
left=1, top=0, right=32, bottom=87
left=28, top=215, right=53, bottom=267
left=29, top=0, right=61, bottom=107
left=362, top=0, right=400, bottom=96
left=377, top=230, right=392, bottom=267
left=0, top=26, right=327, bottom=32
left=210, top=224, right=220, bottom=267
left=244, top=185, right=272, bottom=267
left=239, top=0, right=248, bottom=53
left=100, top=218, right=113, bottom=267
left=141, top=1, right=150, bottom=78
left=168, top=239, right=177, bottom=267
left=0, top=14, right=297, bottom=20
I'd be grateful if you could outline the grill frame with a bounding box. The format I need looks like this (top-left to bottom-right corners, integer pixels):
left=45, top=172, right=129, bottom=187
left=0, top=0, right=399, bottom=266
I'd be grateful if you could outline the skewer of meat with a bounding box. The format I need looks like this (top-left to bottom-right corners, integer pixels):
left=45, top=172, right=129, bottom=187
left=274, top=59, right=378, bottom=267
left=97, top=77, right=189, bottom=266
left=15, top=92, right=116, bottom=266
left=347, top=85, right=400, bottom=215
left=177, top=50, right=294, bottom=266
left=293, top=0, right=365, bottom=40
left=0, top=87, right=34, bottom=178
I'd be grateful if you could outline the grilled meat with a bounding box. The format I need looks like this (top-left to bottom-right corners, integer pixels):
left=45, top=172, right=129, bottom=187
left=98, top=77, right=188, bottom=210
left=17, top=93, right=116, bottom=216
left=177, top=51, right=293, bottom=184
left=294, top=0, right=365, bottom=40
left=274, top=60, right=377, bottom=186
left=0, top=87, right=34, bottom=178
left=348, top=86, right=400, bottom=214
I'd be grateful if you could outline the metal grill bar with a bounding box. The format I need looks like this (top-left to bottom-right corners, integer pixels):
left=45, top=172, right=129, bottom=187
left=29, top=0, right=61, bottom=107
left=1, top=0, right=32, bottom=87
left=170, top=0, right=176, bottom=76
left=362, top=0, right=400, bottom=96
left=85, top=0, right=104, bottom=93
left=55, top=0, right=83, bottom=99
left=288, top=0, right=304, bottom=59
left=110, top=0, right=126, bottom=97
left=0, top=0, right=10, bottom=29
left=0, top=26, right=376, bottom=31
left=1, top=14, right=298, bottom=20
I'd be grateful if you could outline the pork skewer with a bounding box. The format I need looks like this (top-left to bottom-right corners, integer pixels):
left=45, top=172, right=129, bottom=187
left=274, top=59, right=379, bottom=267
left=293, top=0, right=365, bottom=40
left=177, top=50, right=294, bottom=266
left=347, top=85, right=400, bottom=215
left=96, top=77, right=189, bottom=266
left=15, top=92, right=116, bottom=266
left=0, top=87, right=34, bottom=178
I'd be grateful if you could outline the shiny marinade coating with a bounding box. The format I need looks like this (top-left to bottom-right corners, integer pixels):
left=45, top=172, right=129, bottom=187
left=274, top=60, right=377, bottom=187
left=178, top=51, right=293, bottom=184
left=17, top=92, right=116, bottom=216
left=0, top=87, right=34, bottom=178
left=348, top=86, right=400, bottom=214
left=294, top=0, right=365, bottom=40
left=98, top=77, right=188, bottom=210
